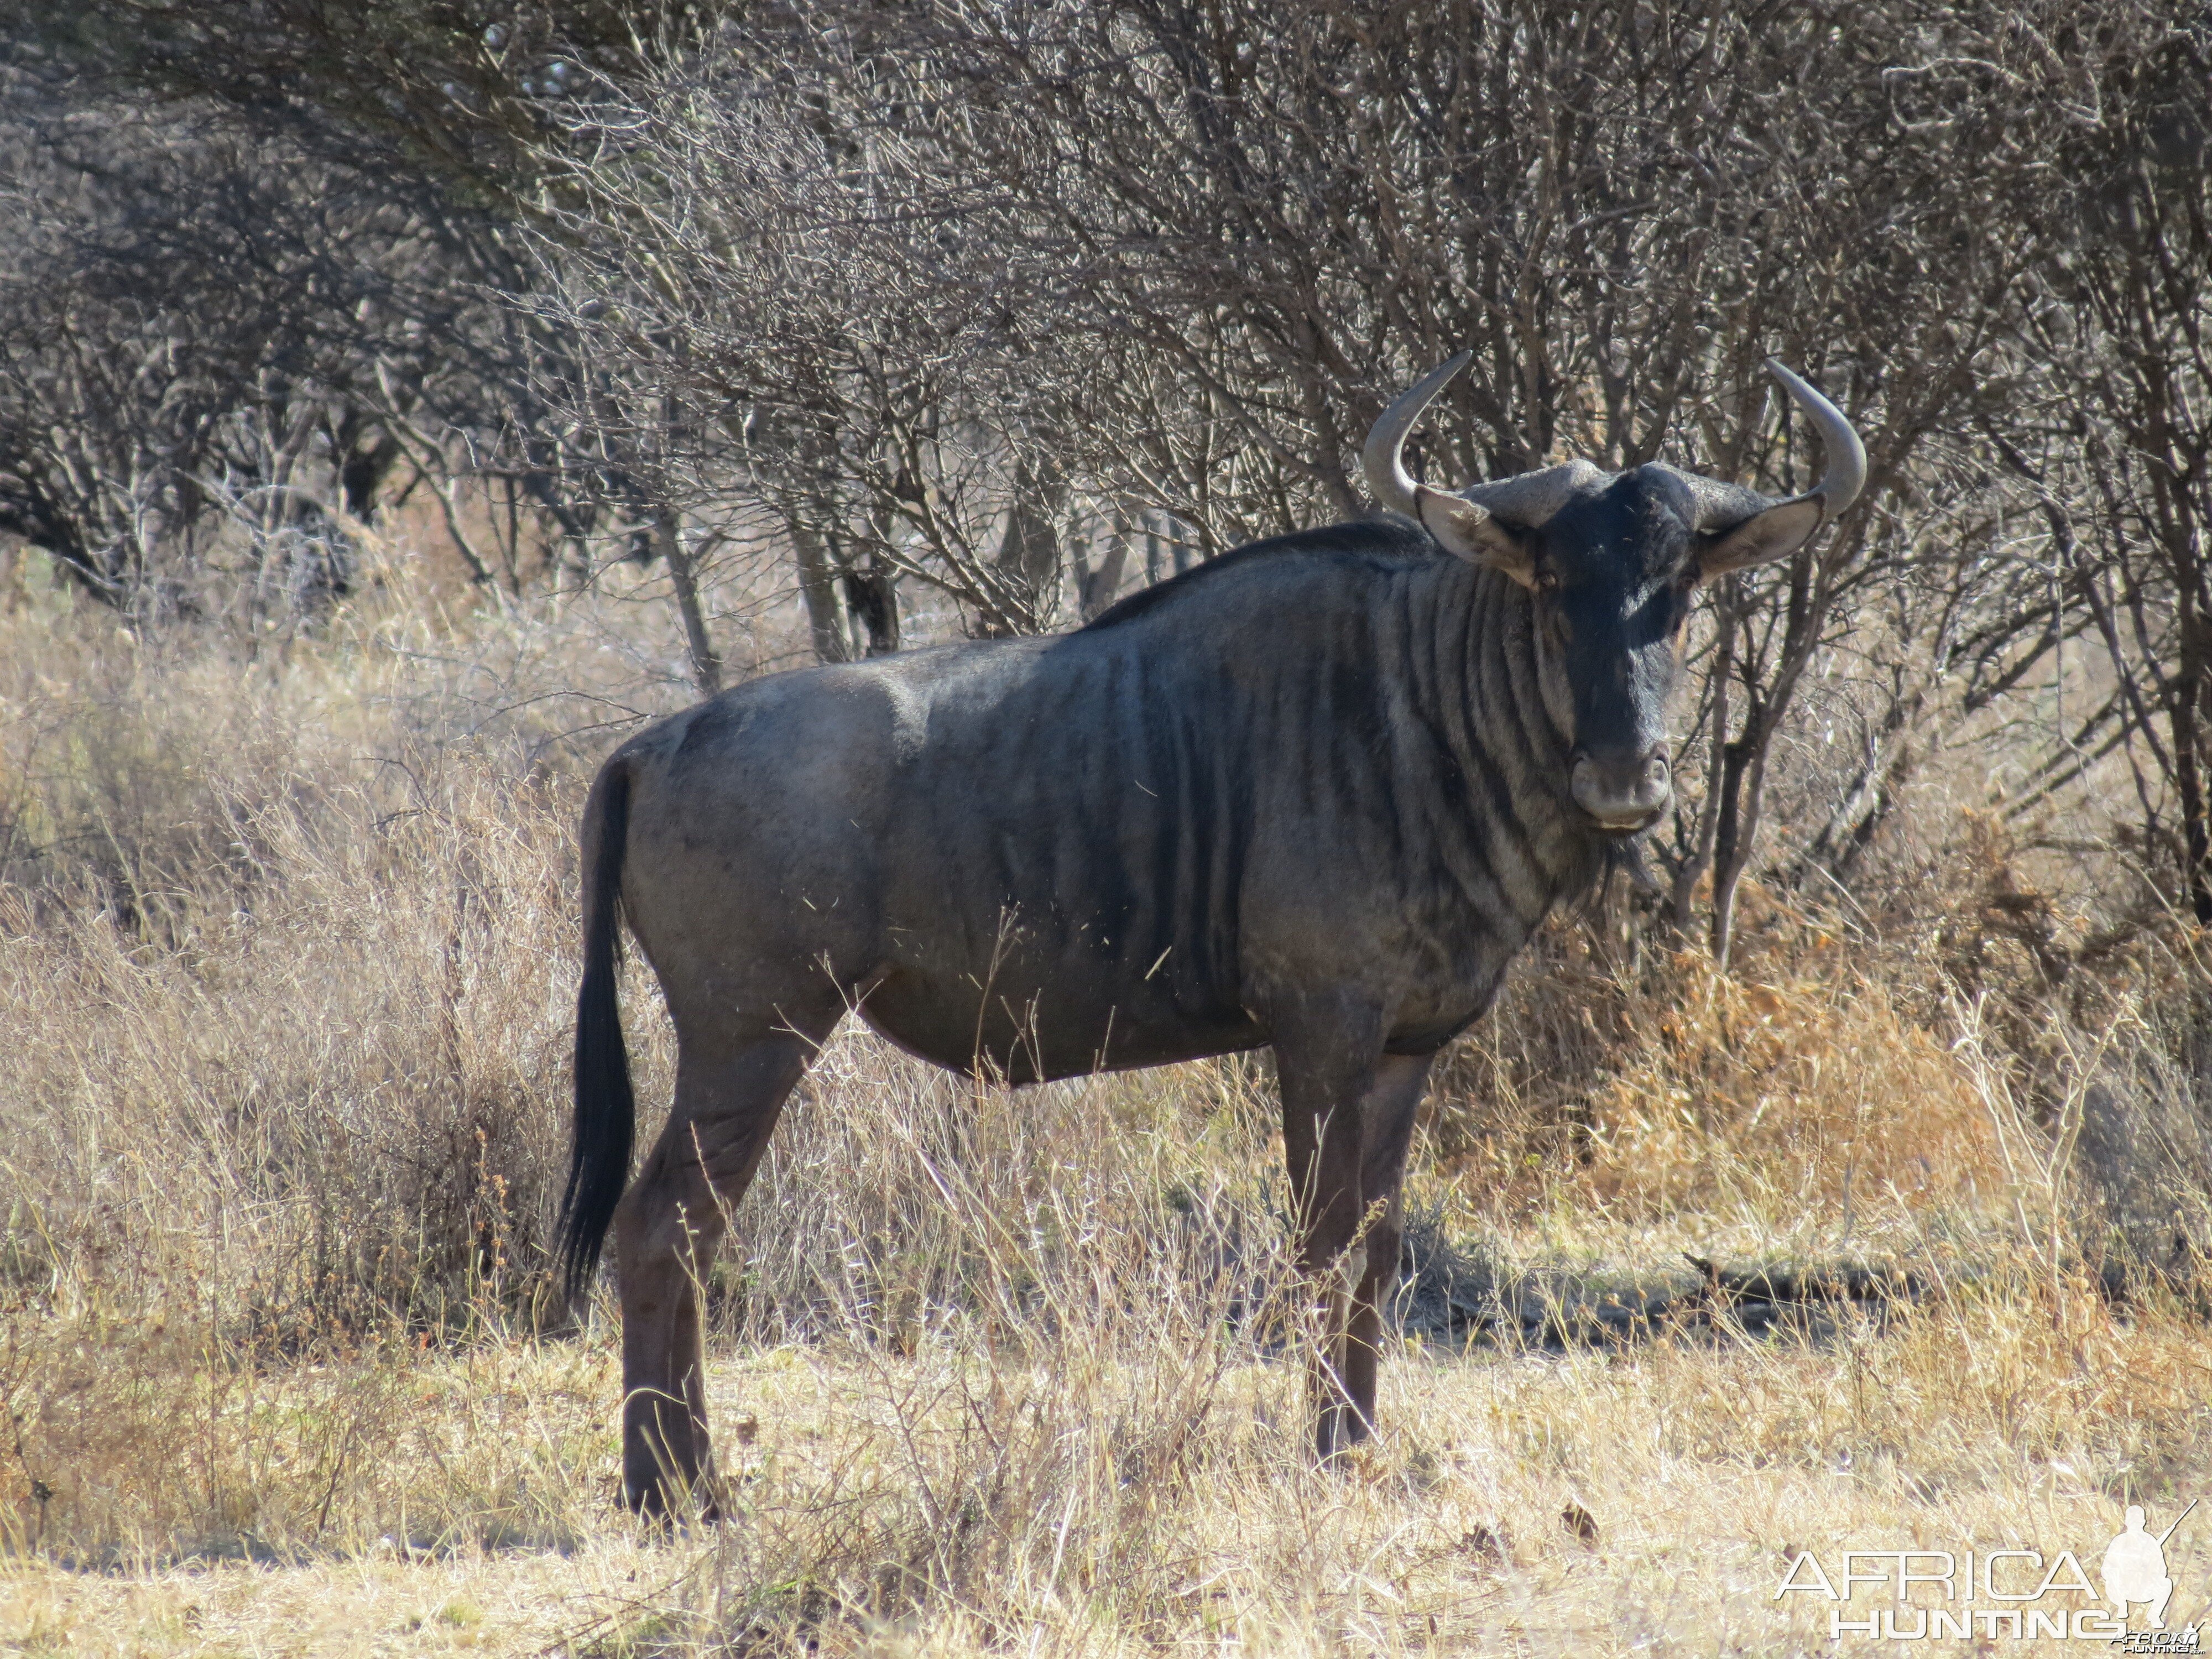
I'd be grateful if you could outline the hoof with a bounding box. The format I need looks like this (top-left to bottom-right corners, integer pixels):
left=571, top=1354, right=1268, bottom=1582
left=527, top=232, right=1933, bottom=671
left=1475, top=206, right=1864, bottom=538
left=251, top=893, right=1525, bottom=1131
left=1313, top=1405, right=1376, bottom=1467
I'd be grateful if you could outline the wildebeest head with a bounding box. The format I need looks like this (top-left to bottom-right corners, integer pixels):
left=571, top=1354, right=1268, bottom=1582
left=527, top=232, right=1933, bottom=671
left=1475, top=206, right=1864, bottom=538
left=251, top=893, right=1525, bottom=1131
left=1365, top=355, right=1865, bottom=833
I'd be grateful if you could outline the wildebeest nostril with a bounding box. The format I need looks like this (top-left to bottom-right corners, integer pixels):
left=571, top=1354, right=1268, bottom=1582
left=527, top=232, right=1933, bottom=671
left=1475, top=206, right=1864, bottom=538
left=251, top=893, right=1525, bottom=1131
left=1570, top=750, right=1672, bottom=828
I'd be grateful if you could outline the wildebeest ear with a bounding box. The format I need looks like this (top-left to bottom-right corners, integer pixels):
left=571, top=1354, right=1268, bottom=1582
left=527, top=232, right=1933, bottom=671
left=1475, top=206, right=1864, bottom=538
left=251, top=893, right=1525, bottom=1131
left=1415, top=485, right=1537, bottom=588
left=1697, top=497, right=1824, bottom=578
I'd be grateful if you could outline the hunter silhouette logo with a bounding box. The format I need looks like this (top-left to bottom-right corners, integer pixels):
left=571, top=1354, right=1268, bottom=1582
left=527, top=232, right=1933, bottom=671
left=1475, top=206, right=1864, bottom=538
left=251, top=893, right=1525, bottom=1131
left=2104, top=1501, right=2193, bottom=1630
left=1776, top=1501, right=2203, bottom=1644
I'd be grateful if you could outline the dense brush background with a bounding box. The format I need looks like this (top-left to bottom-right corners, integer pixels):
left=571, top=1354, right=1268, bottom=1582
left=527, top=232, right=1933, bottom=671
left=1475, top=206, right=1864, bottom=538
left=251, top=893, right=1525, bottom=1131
left=3, top=2, right=2211, bottom=1654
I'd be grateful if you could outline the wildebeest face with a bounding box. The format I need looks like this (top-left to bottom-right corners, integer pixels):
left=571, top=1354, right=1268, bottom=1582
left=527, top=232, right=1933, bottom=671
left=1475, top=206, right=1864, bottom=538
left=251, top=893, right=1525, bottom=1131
left=1368, top=353, right=1866, bottom=837
left=1528, top=471, right=1700, bottom=831
left=1423, top=468, right=1699, bottom=832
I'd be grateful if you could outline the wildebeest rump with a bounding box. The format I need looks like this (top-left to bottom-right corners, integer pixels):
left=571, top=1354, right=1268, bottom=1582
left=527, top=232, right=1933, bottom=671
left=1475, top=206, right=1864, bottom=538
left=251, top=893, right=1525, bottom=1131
left=561, top=356, right=1865, bottom=1515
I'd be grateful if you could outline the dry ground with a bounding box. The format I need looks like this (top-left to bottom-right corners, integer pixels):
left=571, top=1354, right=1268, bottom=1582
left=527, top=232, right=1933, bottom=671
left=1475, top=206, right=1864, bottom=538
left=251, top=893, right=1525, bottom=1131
left=13, top=1265, right=2212, bottom=1657
left=14, top=1304, right=2212, bottom=1659
left=4, top=562, right=2211, bottom=1656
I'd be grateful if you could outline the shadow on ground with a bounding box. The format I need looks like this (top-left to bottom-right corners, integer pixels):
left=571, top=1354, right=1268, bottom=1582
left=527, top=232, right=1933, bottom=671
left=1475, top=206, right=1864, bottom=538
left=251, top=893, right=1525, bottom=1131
left=1396, top=1213, right=1921, bottom=1350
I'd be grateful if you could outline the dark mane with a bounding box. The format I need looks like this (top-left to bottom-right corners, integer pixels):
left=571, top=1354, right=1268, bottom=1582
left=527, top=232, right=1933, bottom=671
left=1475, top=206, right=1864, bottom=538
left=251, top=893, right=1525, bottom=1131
left=1078, top=516, right=1438, bottom=632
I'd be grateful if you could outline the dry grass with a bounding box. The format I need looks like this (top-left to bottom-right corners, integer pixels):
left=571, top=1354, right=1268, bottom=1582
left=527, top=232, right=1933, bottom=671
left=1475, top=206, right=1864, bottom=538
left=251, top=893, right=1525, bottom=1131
left=6, top=573, right=2212, bottom=1656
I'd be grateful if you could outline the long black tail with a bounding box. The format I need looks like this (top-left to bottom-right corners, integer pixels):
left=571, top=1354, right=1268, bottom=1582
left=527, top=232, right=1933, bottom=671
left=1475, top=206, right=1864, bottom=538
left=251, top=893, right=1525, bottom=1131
left=559, top=759, right=634, bottom=1301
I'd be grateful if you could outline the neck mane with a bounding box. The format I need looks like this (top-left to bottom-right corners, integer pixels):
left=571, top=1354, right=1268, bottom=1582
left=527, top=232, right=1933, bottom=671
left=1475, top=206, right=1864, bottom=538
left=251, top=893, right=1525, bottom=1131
left=1413, top=554, right=1604, bottom=922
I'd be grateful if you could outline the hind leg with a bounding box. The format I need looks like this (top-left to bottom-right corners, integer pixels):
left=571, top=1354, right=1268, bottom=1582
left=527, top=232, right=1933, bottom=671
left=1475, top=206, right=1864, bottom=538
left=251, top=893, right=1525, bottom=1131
left=614, top=1021, right=830, bottom=1517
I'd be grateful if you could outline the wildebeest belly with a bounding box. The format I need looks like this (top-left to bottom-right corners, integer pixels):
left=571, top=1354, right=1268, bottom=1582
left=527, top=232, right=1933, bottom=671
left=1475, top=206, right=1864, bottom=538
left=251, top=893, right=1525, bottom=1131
left=850, top=915, right=1509, bottom=1082
left=855, top=954, right=1266, bottom=1083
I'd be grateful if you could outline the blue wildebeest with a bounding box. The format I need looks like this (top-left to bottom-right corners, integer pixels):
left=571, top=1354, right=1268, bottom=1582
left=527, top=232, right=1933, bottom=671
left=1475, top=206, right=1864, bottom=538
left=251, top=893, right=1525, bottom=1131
left=561, top=356, right=1865, bottom=1515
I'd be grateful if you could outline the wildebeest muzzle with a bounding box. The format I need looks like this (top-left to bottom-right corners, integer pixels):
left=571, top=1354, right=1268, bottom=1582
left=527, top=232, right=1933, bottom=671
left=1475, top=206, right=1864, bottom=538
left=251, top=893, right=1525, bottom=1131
left=1570, top=746, right=1671, bottom=832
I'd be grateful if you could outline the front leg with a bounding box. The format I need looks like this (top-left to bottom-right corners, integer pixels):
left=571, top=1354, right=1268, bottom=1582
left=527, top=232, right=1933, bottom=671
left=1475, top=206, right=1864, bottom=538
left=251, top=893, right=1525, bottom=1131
left=1271, top=994, right=1389, bottom=1463
left=1338, top=1051, right=1434, bottom=1445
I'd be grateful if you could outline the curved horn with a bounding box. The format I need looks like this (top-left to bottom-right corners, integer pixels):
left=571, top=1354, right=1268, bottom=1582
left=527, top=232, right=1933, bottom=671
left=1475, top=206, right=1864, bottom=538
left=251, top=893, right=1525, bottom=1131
left=1364, top=351, right=1471, bottom=517
left=1765, top=358, right=1865, bottom=523
left=1689, top=362, right=1870, bottom=575
left=1364, top=352, right=1600, bottom=529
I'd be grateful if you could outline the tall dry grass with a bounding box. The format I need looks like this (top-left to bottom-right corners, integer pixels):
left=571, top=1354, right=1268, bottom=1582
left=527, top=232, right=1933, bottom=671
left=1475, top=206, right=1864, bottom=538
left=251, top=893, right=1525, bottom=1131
left=6, top=567, right=2212, bottom=1653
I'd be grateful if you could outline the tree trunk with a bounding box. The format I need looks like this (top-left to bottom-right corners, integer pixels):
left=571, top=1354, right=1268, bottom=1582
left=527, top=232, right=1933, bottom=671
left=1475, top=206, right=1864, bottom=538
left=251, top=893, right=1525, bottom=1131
left=2171, top=643, right=2212, bottom=924
left=1077, top=513, right=1132, bottom=619
left=1708, top=732, right=1755, bottom=966
left=652, top=511, right=723, bottom=696
left=842, top=559, right=901, bottom=655
left=786, top=511, right=854, bottom=664
left=986, top=452, right=1065, bottom=634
